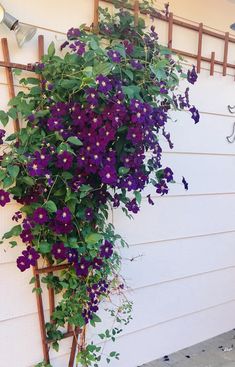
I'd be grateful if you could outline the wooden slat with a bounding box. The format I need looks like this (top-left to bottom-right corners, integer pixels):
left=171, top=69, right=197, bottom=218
left=93, top=0, right=99, bottom=33
left=68, top=329, right=80, bottom=367
left=210, top=51, right=215, bottom=76
left=168, top=12, right=173, bottom=49
left=33, top=264, right=50, bottom=363
left=223, top=32, right=229, bottom=76
left=197, top=23, right=203, bottom=73
left=134, top=0, right=140, bottom=28
left=35, top=263, right=70, bottom=274
left=1, top=38, right=20, bottom=132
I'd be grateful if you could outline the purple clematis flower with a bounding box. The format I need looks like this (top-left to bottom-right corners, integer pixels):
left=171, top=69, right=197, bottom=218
left=96, top=75, right=112, bottom=94
left=99, top=165, right=117, bottom=185
left=164, top=167, right=174, bottom=182
left=56, top=207, right=72, bottom=224
left=75, top=258, right=90, bottom=277
left=0, top=129, right=6, bottom=144
left=33, top=207, right=49, bottom=224
left=52, top=242, right=68, bottom=260
left=189, top=106, right=200, bottom=124
left=100, top=240, right=113, bottom=259
left=56, top=151, right=73, bottom=170
left=187, top=65, right=198, bottom=85
left=20, top=229, right=34, bottom=243
left=107, top=49, right=121, bottom=63
left=16, top=256, right=30, bottom=272
left=156, top=180, right=169, bottom=195
left=126, top=198, right=140, bottom=214
left=0, top=189, right=10, bottom=207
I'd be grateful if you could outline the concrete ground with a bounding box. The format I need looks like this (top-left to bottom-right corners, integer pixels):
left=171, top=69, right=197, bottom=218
left=141, top=329, right=235, bottom=367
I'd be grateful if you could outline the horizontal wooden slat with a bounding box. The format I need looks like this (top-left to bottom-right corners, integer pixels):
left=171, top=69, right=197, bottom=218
left=114, top=194, right=235, bottom=245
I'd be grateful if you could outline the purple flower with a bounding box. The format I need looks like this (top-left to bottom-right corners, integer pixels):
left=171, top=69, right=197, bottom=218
left=156, top=180, right=169, bottom=195
left=0, top=189, right=10, bottom=207
left=126, top=199, right=140, bottom=214
left=123, top=40, right=134, bottom=55
left=107, top=49, right=121, bottom=63
left=164, top=167, right=174, bottom=182
left=70, top=40, right=85, bottom=56
left=47, top=117, right=63, bottom=131
left=12, top=211, right=22, bottom=222
left=147, top=194, right=154, bottom=205
left=34, top=149, right=50, bottom=167
left=56, top=207, right=72, bottom=224
left=85, top=88, right=98, bottom=105
left=67, top=248, right=78, bottom=263
left=60, top=40, right=69, bottom=50
left=112, top=193, right=120, bottom=208
left=187, top=65, right=198, bottom=84
left=22, top=218, right=34, bottom=230
left=75, top=258, right=90, bottom=277
left=20, top=229, right=34, bottom=243
left=52, top=242, right=67, bottom=260
left=96, top=75, right=112, bottom=94
left=53, top=222, right=73, bottom=234
left=99, top=165, right=117, bottom=185
left=17, top=246, right=39, bottom=271
left=27, top=160, right=44, bottom=176
left=85, top=208, right=94, bottom=221
left=189, top=106, right=200, bottom=124
left=100, top=240, right=113, bottom=259
left=127, top=126, right=143, bottom=144
left=0, top=129, right=6, bottom=144
left=182, top=176, right=189, bottom=191
left=33, top=207, right=49, bottom=224
left=22, top=246, right=40, bottom=266
left=56, top=151, right=73, bottom=170
left=130, top=59, right=143, bottom=70
left=92, top=257, right=103, bottom=270
left=16, top=256, right=30, bottom=272
left=67, top=27, right=81, bottom=39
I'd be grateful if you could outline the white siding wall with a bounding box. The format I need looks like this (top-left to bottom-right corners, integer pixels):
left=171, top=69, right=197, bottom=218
left=0, top=1, right=235, bottom=366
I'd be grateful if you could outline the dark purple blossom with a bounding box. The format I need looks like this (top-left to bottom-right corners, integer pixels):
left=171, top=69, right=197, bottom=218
left=107, top=49, right=121, bottom=63
left=100, top=240, right=113, bottom=259
left=75, top=258, right=90, bottom=277
left=164, top=167, right=174, bottom=182
left=34, top=149, right=50, bottom=167
left=96, top=75, right=112, bottom=94
left=123, top=40, right=134, bottom=55
left=156, top=180, right=169, bottom=195
left=27, top=160, right=45, bottom=177
left=85, top=208, right=94, bottom=221
left=126, top=199, right=140, bottom=214
left=52, top=242, right=67, bottom=260
left=20, top=229, right=34, bottom=243
left=187, top=65, right=198, bottom=85
left=67, top=27, right=81, bottom=39
left=99, top=165, right=117, bottom=185
left=67, top=248, right=78, bottom=263
left=69, top=40, right=85, bottom=56
left=0, top=129, right=6, bottom=144
left=56, top=151, right=73, bottom=170
left=0, top=189, right=10, bottom=207
left=130, top=59, right=143, bottom=70
left=33, top=207, right=49, bottom=224
left=189, top=106, right=200, bottom=123
left=12, top=211, right=22, bottom=222
left=17, top=256, right=30, bottom=272
left=182, top=176, right=189, bottom=191
left=56, top=207, right=72, bottom=224
left=22, top=246, right=40, bottom=266
left=47, top=117, right=63, bottom=131
left=92, top=257, right=103, bottom=270
left=53, top=222, right=73, bottom=234
left=60, top=40, right=69, bottom=50
left=147, top=194, right=154, bottom=205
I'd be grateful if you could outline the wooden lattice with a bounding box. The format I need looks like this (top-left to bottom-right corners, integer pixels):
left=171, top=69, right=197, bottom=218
left=1, top=0, right=235, bottom=365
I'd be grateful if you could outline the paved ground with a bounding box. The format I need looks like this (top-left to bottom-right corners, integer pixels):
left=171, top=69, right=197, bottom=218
left=141, top=329, right=235, bottom=367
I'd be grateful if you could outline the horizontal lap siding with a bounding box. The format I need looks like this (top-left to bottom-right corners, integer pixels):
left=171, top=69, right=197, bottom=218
left=0, top=1, right=235, bottom=367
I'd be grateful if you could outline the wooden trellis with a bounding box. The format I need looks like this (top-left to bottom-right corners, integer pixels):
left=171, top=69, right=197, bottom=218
left=1, top=0, right=235, bottom=365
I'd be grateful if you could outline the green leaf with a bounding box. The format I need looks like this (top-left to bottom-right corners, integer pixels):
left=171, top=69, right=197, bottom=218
left=85, top=233, right=103, bottom=245
left=9, top=241, right=17, bottom=248
left=60, top=79, right=79, bottom=89
left=62, top=172, right=73, bottom=180
left=0, top=110, right=9, bottom=126
left=67, top=136, right=83, bottom=146
left=3, top=176, right=14, bottom=188
left=21, top=176, right=35, bottom=186
left=8, top=107, right=18, bottom=120
left=13, top=68, right=22, bottom=76
left=3, top=225, right=22, bottom=239
left=5, top=132, right=17, bottom=141
left=25, top=77, right=40, bottom=85
left=0, top=170, right=6, bottom=181
left=134, top=191, right=142, bottom=205
left=93, top=62, right=113, bottom=76
left=118, top=166, right=130, bottom=176
left=48, top=41, right=55, bottom=57
left=7, top=165, right=20, bottom=179
left=122, top=85, right=141, bottom=99
left=44, top=200, right=57, bottom=213
left=123, top=69, right=133, bottom=81
left=39, top=241, right=52, bottom=254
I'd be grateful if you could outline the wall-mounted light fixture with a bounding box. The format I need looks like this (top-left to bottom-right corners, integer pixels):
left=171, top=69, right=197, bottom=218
left=0, top=3, right=37, bottom=47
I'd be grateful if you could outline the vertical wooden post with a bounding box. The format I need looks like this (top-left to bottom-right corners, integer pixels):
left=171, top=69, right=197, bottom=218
left=168, top=12, right=173, bottom=49
left=197, top=23, right=203, bottom=73
left=210, top=51, right=215, bottom=76
left=134, top=0, right=139, bottom=28
left=93, top=0, right=99, bottom=34
left=68, top=329, right=79, bottom=367
left=33, top=265, right=50, bottom=363
left=1, top=38, right=20, bottom=132
left=223, top=32, right=229, bottom=76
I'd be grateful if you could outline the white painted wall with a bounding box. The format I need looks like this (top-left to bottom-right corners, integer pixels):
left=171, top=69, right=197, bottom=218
left=0, top=1, right=235, bottom=367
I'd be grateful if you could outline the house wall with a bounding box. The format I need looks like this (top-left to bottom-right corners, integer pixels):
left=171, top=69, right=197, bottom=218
left=0, top=1, right=235, bottom=367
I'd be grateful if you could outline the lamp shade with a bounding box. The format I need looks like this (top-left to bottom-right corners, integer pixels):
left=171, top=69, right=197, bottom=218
left=0, top=3, right=37, bottom=47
